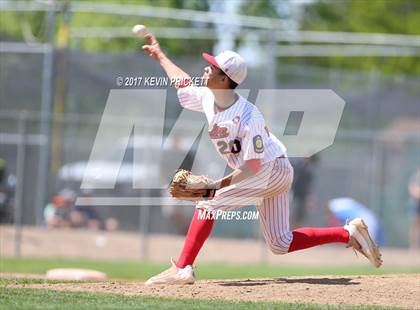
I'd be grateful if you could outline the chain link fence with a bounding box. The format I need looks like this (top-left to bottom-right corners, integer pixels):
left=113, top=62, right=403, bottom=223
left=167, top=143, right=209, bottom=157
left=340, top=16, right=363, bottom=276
left=0, top=50, right=418, bottom=249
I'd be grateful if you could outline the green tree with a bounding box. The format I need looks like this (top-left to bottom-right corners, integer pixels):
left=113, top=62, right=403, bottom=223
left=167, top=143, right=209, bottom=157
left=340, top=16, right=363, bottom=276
left=239, top=0, right=281, bottom=18
left=300, top=0, right=420, bottom=75
left=0, top=0, right=213, bottom=55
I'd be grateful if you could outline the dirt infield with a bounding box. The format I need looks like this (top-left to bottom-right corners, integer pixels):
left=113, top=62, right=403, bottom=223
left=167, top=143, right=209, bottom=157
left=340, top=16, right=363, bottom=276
left=3, top=273, right=419, bottom=308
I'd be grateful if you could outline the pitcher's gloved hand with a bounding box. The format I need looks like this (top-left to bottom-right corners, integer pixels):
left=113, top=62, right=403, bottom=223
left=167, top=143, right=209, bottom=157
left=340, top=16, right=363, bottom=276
left=169, top=169, right=217, bottom=201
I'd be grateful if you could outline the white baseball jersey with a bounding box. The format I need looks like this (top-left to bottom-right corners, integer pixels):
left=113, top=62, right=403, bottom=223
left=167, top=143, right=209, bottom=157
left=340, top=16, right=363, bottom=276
left=177, top=86, right=287, bottom=169
left=178, top=86, right=294, bottom=254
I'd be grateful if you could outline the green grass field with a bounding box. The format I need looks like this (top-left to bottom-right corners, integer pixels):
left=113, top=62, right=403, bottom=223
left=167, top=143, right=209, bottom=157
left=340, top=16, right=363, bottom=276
left=1, top=257, right=417, bottom=280
left=1, top=257, right=416, bottom=309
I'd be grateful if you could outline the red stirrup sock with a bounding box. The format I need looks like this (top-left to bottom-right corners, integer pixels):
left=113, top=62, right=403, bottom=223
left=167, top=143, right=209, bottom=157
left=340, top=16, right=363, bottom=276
left=288, top=227, right=349, bottom=253
left=176, top=209, right=214, bottom=268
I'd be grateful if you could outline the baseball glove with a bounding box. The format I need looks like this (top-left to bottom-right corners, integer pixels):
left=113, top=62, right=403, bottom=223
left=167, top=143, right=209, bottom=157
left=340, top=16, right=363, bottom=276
left=169, top=169, right=216, bottom=201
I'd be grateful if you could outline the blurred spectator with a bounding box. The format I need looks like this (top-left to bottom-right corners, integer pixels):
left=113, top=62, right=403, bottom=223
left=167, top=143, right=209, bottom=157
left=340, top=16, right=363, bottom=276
left=44, top=189, right=77, bottom=228
left=408, top=170, right=420, bottom=250
left=73, top=205, right=119, bottom=231
left=73, top=204, right=102, bottom=230
left=44, top=188, right=119, bottom=230
left=74, top=189, right=119, bottom=231
left=0, top=158, right=12, bottom=223
left=291, top=155, right=319, bottom=226
left=0, top=158, right=5, bottom=184
left=327, top=197, right=384, bottom=245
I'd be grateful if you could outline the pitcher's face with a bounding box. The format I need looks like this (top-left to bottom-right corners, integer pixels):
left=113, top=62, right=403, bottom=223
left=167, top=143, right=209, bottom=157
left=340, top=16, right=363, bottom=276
left=203, top=65, right=228, bottom=89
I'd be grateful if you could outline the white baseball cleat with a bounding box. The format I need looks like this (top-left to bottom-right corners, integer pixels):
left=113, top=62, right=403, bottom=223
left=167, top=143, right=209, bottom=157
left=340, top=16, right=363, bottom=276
left=145, top=259, right=195, bottom=285
left=344, top=218, right=383, bottom=268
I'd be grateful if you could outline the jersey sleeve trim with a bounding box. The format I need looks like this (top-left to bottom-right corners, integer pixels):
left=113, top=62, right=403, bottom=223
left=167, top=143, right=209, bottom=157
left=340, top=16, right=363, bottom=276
left=177, top=86, right=206, bottom=112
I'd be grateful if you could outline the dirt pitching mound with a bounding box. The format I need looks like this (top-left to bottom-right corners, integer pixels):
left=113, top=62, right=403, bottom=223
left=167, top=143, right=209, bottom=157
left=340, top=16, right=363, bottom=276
left=4, top=274, right=419, bottom=308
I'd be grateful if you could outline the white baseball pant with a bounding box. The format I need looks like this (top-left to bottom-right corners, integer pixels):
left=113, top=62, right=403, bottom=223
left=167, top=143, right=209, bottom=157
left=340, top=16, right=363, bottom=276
left=197, top=157, right=294, bottom=254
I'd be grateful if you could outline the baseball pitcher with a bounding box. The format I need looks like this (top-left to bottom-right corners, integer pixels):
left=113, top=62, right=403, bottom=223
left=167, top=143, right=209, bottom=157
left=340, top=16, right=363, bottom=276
left=142, top=34, right=382, bottom=285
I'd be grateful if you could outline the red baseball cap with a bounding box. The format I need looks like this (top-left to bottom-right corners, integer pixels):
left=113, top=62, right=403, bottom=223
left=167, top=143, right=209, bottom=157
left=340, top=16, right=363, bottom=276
left=202, top=52, right=221, bottom=69
left=202, top=51, right=247, bottom=85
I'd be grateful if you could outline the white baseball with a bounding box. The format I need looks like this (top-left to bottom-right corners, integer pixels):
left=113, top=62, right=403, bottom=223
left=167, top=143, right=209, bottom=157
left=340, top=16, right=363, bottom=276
left=132, top=24, right=147, bottom=37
